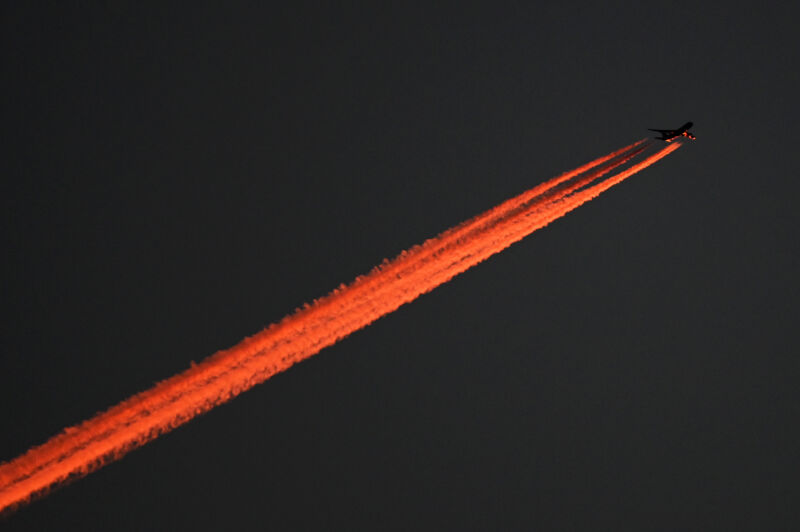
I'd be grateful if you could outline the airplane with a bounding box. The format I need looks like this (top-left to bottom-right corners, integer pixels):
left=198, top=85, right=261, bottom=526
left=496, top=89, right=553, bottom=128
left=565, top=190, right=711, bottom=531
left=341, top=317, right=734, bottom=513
left=648, top=121, right=696, bottom=142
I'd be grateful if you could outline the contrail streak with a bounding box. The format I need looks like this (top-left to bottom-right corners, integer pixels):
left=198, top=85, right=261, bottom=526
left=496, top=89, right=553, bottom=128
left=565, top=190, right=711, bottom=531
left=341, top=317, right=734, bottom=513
left=0, top=140, right=680, bottom=513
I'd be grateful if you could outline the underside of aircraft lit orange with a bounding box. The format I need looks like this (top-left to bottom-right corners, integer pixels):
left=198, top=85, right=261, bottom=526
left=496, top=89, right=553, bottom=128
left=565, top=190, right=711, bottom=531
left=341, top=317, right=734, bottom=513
left=648, top=121, right=696, bottom=142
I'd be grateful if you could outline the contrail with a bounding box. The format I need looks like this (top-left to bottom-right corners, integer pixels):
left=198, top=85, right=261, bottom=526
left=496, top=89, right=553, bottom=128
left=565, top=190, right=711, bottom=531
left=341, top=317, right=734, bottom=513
left=0, top=140, right=679, bottom=513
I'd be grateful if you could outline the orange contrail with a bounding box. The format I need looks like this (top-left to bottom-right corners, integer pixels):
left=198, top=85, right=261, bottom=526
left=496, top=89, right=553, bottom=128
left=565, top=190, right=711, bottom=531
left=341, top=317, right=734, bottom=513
left=0, top=140, right=678, bottom=513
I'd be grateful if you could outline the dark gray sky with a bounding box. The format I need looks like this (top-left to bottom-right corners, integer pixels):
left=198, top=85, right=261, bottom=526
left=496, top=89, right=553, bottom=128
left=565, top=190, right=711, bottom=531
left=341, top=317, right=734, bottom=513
left=2, top=3, right=798, bottom=530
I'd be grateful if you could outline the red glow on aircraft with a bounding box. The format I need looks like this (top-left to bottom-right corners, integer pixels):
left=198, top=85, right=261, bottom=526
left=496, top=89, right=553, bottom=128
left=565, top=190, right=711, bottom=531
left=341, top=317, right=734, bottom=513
left=648, top=121, right=696, bottom=142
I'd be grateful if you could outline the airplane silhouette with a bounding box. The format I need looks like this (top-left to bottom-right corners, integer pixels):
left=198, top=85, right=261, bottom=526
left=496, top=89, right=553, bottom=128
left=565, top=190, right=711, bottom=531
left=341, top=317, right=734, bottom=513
left=648, top=122, right=696, bottom=142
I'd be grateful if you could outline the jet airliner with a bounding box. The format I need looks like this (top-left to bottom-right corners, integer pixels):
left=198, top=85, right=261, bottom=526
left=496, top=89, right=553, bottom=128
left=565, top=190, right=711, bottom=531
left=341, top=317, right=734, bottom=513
left=648, top=122, right=696, bottom=142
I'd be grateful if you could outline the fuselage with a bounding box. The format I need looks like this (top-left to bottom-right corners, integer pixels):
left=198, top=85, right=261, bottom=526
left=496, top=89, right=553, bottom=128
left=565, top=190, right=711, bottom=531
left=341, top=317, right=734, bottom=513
left=650, top=121, right=695, bottom=142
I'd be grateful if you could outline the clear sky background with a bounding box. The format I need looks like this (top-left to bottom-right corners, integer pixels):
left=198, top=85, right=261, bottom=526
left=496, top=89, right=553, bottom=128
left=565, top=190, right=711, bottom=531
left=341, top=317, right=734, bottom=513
left=2, top=3, right=798, bottom=530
